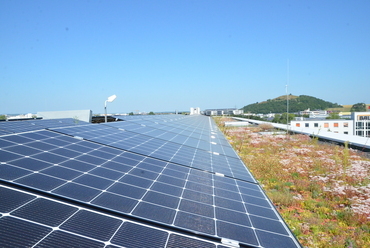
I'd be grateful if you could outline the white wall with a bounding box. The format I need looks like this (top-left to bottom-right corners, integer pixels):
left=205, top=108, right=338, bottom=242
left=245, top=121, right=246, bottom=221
left=37, top=110, right=92, bottom=123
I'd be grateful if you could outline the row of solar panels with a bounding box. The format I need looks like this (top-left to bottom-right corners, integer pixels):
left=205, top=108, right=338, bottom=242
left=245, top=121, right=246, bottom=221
left=0, top=118, right=84, bottom=135
left=0, top=115, right=301, bottom=247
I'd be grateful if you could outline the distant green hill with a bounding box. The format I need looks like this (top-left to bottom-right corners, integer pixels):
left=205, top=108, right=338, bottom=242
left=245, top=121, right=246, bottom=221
left=241, top=95, right=342, bottom=114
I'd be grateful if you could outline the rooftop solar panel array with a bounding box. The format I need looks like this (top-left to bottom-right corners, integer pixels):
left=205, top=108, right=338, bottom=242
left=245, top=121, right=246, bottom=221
left=0, top=118, right=87, bottom=134
left=0, top=115, right=301, bottom=248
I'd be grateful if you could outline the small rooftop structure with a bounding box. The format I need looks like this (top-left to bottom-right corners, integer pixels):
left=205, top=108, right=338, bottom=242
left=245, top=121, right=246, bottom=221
left=37, top=110, right=92, bottom=123
left=190, top=107, right=201, bottom=115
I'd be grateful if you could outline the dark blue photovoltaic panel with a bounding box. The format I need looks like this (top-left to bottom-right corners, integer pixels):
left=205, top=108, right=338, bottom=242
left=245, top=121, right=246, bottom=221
left=0, top=187, right=36, bottom=212
left=1, top=134, right=34, bottom=144
left=132, top=202, right=176, bottom=224
left=12, top=198, right=78, bottom=226
left=110, top=222, right=168, bottom=248
left=60, top=210, right=122, bottom=241
left=0, top=119, right=90, bottom=136
left=0, top=150, right=23, bottom=161
left=179, top=199, right=214, bottom=218
left=36, top=230, right=105, bottom=248
left=0, top=129, right=13, bottom=135
left=89, top=167, right=124, bottom=180
left=119, top=174, right=153, bottom=188
left=15, top=173, right=65, bottom=191
left=73, top=174, right=113, bottom=189
left=256, top=230, right=299, bottom=248
left=151, top=181, right=183, bottom=197
left=142, top=191, right=179, bottom=208
left=217, top=221, right=259, bottom=246
left=108, top=182, right=146, bottom=199
left=182, top=189, right=213, bottom=205
left=0, top=115, right=301, bottom=248
left=167, top=234, right=216, bottom=248
left=0, top=216, right=52, bottom=247
left=3, top=145, right=42, bottom=156
left=0, top=186, right=226, bottom=248
left=91, top=192, right=138, bottom=213
left=59, top=159, right=95, bottom=172
left=157, top=174, right=186, bottom=187
left=53, top=183, right=101, bottom=202
left=0, top=164, right=30, bottom=180
left=40, top=166, right=83, bottom=180
left=215, top=207, right=251, bottom=226
left=175, top=211, right=215, bottom=235
left=51, top=118, right=256, bottom=183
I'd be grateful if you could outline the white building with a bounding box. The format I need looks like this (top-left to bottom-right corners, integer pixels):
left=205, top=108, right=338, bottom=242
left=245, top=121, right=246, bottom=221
left=204, top=108, right=243, bottom=116
left=290, top=111, right=370, bottom=137
left=291, top=119, right=353, bottom=135
left=190, top=107, right=201, bottom=115
left=299, top=108, right=328, bottom=118
left=352, top=112, right=370, bottom=137
left=7, top=113, right=36, bottom=120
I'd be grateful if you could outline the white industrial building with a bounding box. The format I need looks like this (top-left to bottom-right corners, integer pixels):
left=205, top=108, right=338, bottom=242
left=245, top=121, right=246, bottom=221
left=353, top=112, right=370, bottom=137
left=190, top=107, right=201, bottom=115
left=299, top=108, right=328, bottom=118
left=290, top=111, right=370, bottom=137
left=204, top=108, right=243, bottom=116
left=291, top=119, right=353, bottom=135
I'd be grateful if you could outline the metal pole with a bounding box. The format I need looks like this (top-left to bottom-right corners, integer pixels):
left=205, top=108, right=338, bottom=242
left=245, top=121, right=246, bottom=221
left=286, top=84, right=289, bottom=125
left=104, top=100, right=107, bottom=123
left=286, top=59, right=289, bottom=134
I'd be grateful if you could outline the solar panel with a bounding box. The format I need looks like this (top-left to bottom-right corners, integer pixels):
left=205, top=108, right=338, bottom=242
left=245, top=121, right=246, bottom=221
left=0, top=115, right=301, bottom=247
left=50, top=119, right=255, bottom=183
left=0, top=118, right=89, bottom=134
left=105, top=121, right=237, bottom=157
left=0, top=185, right=226, bottom=248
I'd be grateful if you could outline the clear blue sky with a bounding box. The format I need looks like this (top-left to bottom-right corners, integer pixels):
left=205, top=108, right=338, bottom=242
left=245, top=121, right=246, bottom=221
left=1, top=0, right=369, bottom=114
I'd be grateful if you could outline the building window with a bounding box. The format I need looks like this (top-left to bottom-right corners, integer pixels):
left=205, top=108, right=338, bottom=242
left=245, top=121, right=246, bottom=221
left=324, top=123, right=329, bottom=128
left=356, top=122, right=364, bottom=129
left=334, top=123, right=339, bottom=127
left=344, top=122, right=348, bottom=127
left=366, top=122, right=370, bottom=129
left=314, top=123, right=319, bottom=128
left=356, top=130, right=364, bottom=136
left=344, top=131, right=348, bottom=134
left=305, top=123, right=309, bottom=127
left=296, top=123, right=300, bottom=127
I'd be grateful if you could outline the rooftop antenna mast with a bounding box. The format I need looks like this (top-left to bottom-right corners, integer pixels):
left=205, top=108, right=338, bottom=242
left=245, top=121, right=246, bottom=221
left=286, top=59, right=289, bottom=135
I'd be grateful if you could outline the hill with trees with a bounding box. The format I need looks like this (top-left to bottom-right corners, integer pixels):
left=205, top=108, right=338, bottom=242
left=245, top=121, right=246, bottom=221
left=241, top=95, right=342, bottom=114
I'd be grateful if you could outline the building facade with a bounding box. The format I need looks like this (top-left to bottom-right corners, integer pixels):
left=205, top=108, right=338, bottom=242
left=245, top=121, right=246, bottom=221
left=299, top=108, right=328, bottom=118
left=290, top=111, right=370, bottom=137
left=190, top=107, right=201, bottom=115
left=352, top=112, right=370, bottom=137
left=291, top=119, right=353, bottom=135
left=204, top=108, right=243, bottom=116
